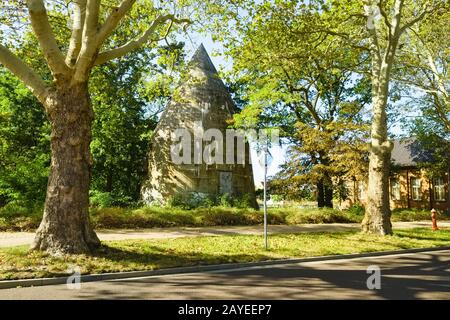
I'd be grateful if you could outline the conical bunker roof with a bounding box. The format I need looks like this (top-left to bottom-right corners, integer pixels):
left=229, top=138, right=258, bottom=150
left=190, top=43, right=218, bottom=74
left=141, top=44, right=257, bottom=208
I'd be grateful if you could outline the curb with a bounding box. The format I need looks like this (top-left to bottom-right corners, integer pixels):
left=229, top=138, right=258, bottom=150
left=1, top=245, right=450, bottom=290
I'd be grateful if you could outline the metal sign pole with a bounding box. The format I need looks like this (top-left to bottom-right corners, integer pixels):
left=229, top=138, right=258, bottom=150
left=263, top=144, right=268, bottom=250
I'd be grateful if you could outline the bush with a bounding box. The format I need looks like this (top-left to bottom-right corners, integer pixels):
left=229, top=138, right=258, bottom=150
left=283, top=207, right=360, bottom=224
left=202, top=210, right=246, bottom=226
left=89, top=190, right=114, bottom=208
left=391, top=208, right=450, bottom=222
left=0, top=202, right=31, bottom=218
left=347, top=204, right=365, bottom=216
left=167, top=192, right=255, bottom=210
left=0, top=202, right=42, bottom=231
left=234, top=193, right=254, bottom=208
left=167, top=192, right=211, bottom=210
left=90, top=206, right=198, bottom=229
left=217, top=193, right=232, bottom=207
left=2, top=201, right=446, bottom=231
left=90, top=207, right=127, bottom=228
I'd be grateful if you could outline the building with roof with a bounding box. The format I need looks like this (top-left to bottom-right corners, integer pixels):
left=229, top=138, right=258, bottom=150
left=343, top=138, right=449, bottom=213
left=140, top=44, right=258, bottom=207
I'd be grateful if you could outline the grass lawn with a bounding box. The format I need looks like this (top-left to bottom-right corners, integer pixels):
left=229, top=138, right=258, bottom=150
left=0, top=227, right=449, bottom=281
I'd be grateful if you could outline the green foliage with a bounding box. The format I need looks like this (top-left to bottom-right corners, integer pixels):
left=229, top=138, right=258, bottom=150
left=167, top=192, right=210, bottom=209
left=0, top=40, right=186, bottom=208
left=347, top=204, right=365, bottom=216
left=210, top=0, right=371, bottom=205
left=234, top=193, right=254, bottom=209
left=0, top=202, right=42, bottom=231
left=89, top=190, right=114, bottom=209
left=395, top=7, right=450, bottom=137
left=0, top=68, right=50, bottom=206
left=167, top=192, right=255, bottom=210
left=1, top=2, right=189, bottom=209
left=282, top=207, right=360, bottom=224
left=1, top=203, right=446, bottom=231
left=89, top=43, right=186, bottom=205
left=217, top=193, right=233, bottom=207
left=391, top=208, right=450, bottom=222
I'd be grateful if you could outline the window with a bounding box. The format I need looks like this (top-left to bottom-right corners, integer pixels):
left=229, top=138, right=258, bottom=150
left=434, top=177, right=446, bottom=201
left=411, top=178, right=421, bottom=201
left=391, top=179, right=401, bottom=200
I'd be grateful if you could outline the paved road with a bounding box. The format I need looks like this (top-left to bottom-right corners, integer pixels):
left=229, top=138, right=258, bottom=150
left=1, top=221, right=447, bottom=248
left=1, top=249, right=449, bottom=299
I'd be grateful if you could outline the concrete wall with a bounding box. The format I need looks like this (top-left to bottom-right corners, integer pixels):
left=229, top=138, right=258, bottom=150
left=141, top=45, right=257, bottom=208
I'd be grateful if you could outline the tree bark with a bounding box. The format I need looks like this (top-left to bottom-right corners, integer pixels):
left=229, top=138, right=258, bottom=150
left=362, top=73, right=393, bottom=235
left=317, top=180, right=325, bottom=208
left=323, top=175, right=333, bottom=208
left=31, top=83, right=100, bottom=255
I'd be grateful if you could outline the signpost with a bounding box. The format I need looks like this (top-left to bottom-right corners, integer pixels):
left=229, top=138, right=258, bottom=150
left=263, top=143, right=268, bottom=250
left=257, top=130, right=277, bottom=250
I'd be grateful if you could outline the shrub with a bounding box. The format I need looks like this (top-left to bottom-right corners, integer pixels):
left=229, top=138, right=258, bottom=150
left=347, top=204, right=365, bottom=216
left=391, top=208, right=450, bottom=222
left=202, top=210, right=245, bottom=226
left=89, top=190, right=114, bottom=208
left=233, top=193, right=254, bottom=208
left=167, top=192, right=212, bottom=210
left=218, top=193, right=232, bottom=208
left=167, top=192, right=255, bottom=210
left=284, top=207, right=360, bottom=224
left=90, top=207, right=128, bottom=228
left=0, top=202, right=42, bottom=231
left=0, top=202, right=30, bottom=218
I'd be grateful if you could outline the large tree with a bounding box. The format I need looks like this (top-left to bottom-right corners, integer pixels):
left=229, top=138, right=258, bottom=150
left=357, top=0, right=446, bottom=234
left=0, top=0, right=189, bottom=254
left=214, top=0, right=371, bottom=207
left=205, top=0, right=447, bottom=232
left=395, top=8, right=449, bottom=134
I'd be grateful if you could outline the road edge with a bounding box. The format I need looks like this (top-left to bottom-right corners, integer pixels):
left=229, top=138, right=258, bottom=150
left=1, top=245, right=450, bottom=290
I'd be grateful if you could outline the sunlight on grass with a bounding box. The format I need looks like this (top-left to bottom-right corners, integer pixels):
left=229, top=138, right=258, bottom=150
left=0, top=228, right=449, bottom=280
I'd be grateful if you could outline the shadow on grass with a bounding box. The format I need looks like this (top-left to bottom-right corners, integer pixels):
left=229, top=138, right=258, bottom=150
left=91, top=243, right=276, bottom=271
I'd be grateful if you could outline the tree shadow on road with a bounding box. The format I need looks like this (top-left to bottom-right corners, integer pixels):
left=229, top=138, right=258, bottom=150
left=80, top=249, right=450, bottom=300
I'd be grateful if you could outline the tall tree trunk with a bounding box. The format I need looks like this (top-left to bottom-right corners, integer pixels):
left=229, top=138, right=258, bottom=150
left=317, top=180, right=325, bottom=208
left=32, top=83, right=100, bottom=255
left=323, top=175, right=333, bottom=208
left=362, top=69, right=393, bottom=235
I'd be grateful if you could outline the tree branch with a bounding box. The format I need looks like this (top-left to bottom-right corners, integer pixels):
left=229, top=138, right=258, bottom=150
left=66, top=0, right=87, bottom=67
left=94, top=14, right=190, bottom=66
left=26, top=0, right=69, bottom=77
left=378, top=1, right=392, bottom=34
left=0, top=45, right=48, bottom=104
left=400, top=5, right=431, bottom=34
left=96, top=0, right=136, bottom=47
left=73, top=0, right=100, bottom=82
